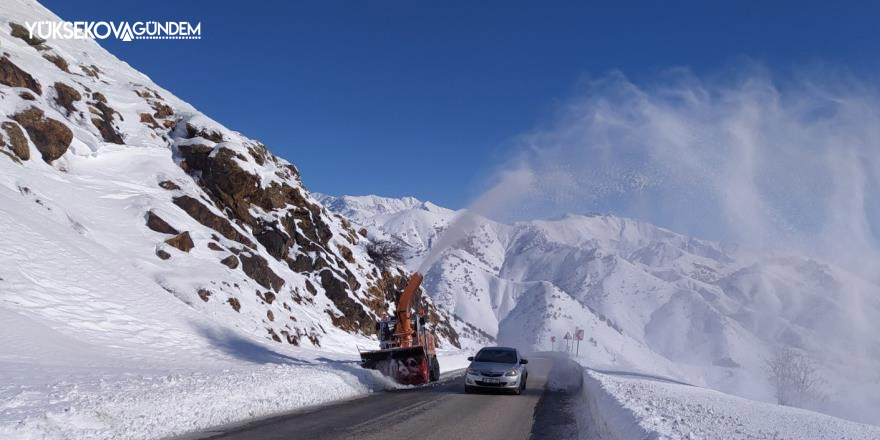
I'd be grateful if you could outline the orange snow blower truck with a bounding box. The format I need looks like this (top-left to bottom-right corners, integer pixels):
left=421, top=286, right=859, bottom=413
left=359, top=272, right=440, bottom=385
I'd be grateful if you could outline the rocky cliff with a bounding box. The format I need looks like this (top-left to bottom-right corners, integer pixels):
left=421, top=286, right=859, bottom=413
left=0, top=0, right=458, bottom=351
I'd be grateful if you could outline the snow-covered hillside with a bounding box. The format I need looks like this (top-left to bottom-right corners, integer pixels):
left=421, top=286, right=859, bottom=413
left=576, top=365, right=880, bottom=440
left=320, top=194, right=880, bottom=425
left=0, top=1, right=469, bottom=438
left=0, top=0, right=467, bottom=351
left=3, top=0, right=880, bottom=436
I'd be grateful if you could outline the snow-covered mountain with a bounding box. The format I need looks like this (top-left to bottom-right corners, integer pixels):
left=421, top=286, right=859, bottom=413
left=0, top=0, right=465, bottom=353
left=0, top=2, right=473, bottom=436
left=2, top=0, right=879, bottom=436
left=0, top=7, right=483, bottom=435
left=320, top=194, right=880, bottom=424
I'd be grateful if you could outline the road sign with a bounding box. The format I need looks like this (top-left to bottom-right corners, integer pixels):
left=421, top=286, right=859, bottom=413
left=551, top=336, right=556, bottom=342
left=564, top=332, right=571, bottom=339
left=575, top=329, right=584, bottom=341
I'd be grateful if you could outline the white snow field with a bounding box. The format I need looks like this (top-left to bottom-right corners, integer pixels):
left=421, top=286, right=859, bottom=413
left=0, top=177, right=463, bottom=439
left=3, top=0, right=880, bottom=437
left=322, top=194, right=880, bottom=427
left=540, top=354, right=880, bottom=439
left=0, top=1, right=469, bottom=438
left=577, top=367, right=880, bottom=440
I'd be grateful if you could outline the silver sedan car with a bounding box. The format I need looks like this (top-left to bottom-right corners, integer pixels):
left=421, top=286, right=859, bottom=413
left=464, top=346, right=529, bottom=395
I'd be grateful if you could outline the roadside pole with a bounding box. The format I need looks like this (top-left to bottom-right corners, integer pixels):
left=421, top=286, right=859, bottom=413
left=575, top=328, right=584, bottom=356
left=551, top=335, right=556, bottom=351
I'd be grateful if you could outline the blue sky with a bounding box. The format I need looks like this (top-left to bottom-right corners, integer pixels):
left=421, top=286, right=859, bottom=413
left=42, top=0, right=880, bottom=210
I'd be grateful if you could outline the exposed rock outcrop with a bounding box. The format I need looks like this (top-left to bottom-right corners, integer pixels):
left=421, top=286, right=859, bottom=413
left=145, top=211, right=179, bottom=235
left=43, top=53, right=69, bottom=73
left=158, top=180, right=180, bottom=190
left=53, top=82, right=81, bottom=116
left=0, top=57, right=41, bottom=95
left=9, top=23, right=48, bottom=50
left=320, top=269, right=371, bottom=334
left=80, top=64, right=100, bottom=78
left=152, top=102, right=173, bottom=119
left=139, top=113, right=160, bottom=129
left=220, top=255, right=239, bottom=269
left=172, top=130, right=462, bottom=343
left=2, top=121, right=29, bottom=161
left=185, top=123, right=223, bottom=143
left=172, top=195, right=254, bottom=247
left=247, top=143, right=269, bottom=165
left=165, top=232, right=194, bottom=252
left=0, top=8, right=459, bottom=353
left=88, top=95, right=124, bottom=144
left=253, top=222, right=291, bottom=260
left=177, top=144, right=260, bottom=221
left=227, top=297, right=241, bottom=312
left=11, top=106, right=71, bottom=163
left=239, top=252, right=284, bottom=292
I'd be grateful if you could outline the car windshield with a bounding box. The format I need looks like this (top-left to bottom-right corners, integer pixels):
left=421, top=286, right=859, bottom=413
left=474, top=349, right=517, bottom=364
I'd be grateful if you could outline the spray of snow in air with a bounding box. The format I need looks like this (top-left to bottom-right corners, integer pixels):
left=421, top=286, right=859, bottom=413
left=507, top=67, right=880, bottom=277
left=417, top=167, right=534, bottom=273
left=415, top=66, right=880, bottom=424
left=420, top=67, right=880, bottom=277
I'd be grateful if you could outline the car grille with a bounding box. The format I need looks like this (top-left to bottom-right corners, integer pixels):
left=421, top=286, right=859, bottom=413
left=480, top=371, right=503, bottom=377
left=475, top=380, right=506, bottom=387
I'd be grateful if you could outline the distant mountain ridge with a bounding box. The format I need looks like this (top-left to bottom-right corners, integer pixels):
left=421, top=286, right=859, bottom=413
left=320, top=193, right=880, bottom=424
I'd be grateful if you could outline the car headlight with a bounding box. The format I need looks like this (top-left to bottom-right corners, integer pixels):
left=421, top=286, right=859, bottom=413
left=466, top=368, right=479, bottom=375
left=505, top=369, right=519, bottom=377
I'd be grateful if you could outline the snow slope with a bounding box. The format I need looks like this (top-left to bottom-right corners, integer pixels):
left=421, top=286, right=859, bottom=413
left=0, top=1, right=468, bottom=438
left=579, top=368, right=880, bottom=440
left=321, top=194, right=880, bottom=425
left=0, top=198, right=388, bottom=440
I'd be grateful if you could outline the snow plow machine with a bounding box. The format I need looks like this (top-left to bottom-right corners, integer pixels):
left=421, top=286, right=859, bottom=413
left=359, top=272, right=440, bottom=385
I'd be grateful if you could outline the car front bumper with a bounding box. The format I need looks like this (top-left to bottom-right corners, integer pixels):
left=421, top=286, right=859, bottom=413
left=465, top=373, right=521, bottom=389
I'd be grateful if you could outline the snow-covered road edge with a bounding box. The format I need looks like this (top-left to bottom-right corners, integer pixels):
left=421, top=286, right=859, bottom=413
left=576, top=369, right=652, bottom=440
left=541, top=354, right=651, bottom=440
left=2, top=351, right=469, bottom=440
left=2, top=363, right=379, bottom=440
left=568, top=361, right=880, bottom=440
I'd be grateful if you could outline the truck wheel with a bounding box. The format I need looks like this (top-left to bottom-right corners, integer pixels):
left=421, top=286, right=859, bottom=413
left=429, top=356, right=440, bottom=382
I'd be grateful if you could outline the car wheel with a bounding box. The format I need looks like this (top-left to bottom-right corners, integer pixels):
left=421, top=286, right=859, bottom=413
left=512, top=385, right=522, bottom=395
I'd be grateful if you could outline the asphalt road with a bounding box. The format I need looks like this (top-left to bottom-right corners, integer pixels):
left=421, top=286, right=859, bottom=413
left=188, top=356, right=576, bottom=440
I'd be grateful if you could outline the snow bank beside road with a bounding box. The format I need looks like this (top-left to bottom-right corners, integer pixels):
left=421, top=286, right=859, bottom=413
left=578, top=368, right=880, bottom=440
left=437, top=350, right=471, bottom=374
left=0, top=362, right=384, bottom=440
left=0, top=301, right=470, bottom=440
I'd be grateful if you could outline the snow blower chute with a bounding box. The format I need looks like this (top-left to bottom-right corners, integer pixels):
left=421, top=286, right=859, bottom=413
left=359, top=272, right=440, bottom=385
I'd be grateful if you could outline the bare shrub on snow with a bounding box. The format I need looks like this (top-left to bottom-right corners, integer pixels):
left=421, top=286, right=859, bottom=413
left=766, top=346, right=825, bottom=407
left=366, top=239, right=404, bottom=271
